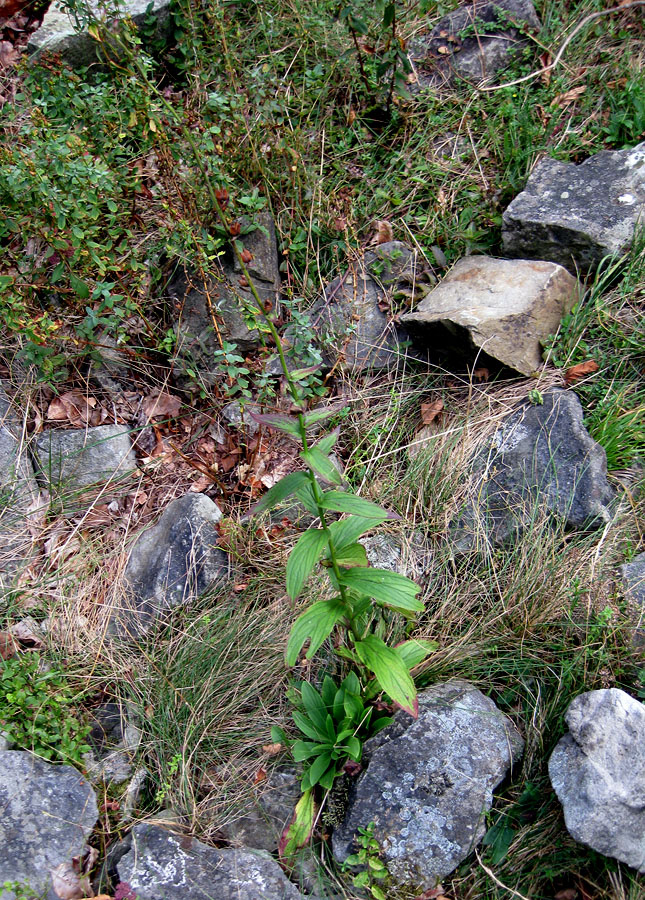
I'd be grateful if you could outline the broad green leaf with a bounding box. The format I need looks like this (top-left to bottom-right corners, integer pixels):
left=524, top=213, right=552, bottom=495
left=314, top=427, right=340, bottom=456
left=321, top=491, right=393, bottom=519
left=345, top=735, right=361, bottom=760
left=294, top=482, right=319, bottom=515
left=285, top=597, right=345, bottom=666
left=292, top=711, right=325, bottom=742
left=321, top=675, right=337, bottom=709
left=0, top=276, right=13, bottom=292
left=70, top=273, right=90, bottom=299
left=395, top=639, right=438, bottom=669
left=324, top=713, right=337, bottom=742
left=292, top=740, right=323, bottom=761
left=327, top=515, right=387, bottom=551
left=332, top=542, right=368, bottom=569
left=308, top=751, right=333, bottom=786
left=301, top=681, right=328, bottom=733
left=303, top=405, right=347, bottom=428
left=270, top=725, right=288, bottom=745
left=372, top=885, right=387, bottom=899
left=286, top=528, right=328, bottom=599
left=301, top=446, right=343, bottom=485
left=279, top=788, right=315, bottom=861
left=319, top=765, right=337, bottom=790
left=344, top=691, right=363, bottom=721
left=342, top=672, right=361, bottom=695
left=354, top=635, right=418, bottom=717
left=339, top=567, right=422, bottom=612
left=248, top=411, right=302, bottom=437
left=250, top=471, right=310, bottom=515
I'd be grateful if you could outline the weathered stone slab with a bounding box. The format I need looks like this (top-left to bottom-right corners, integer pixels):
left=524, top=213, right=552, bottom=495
left=310, top=241, right=433, bottom=371
left=401, top=256, right=580, bottom=375
left=116, top=823, right=308, bottom=899
left=0, top=751, right=99, bottom=899
left=409, top=0, right=540, bottom=90
left=0, top=383, right=40, bottom=589
left=503, top=142, right=645, bottom=273
left=453, top=388, right=614, bottom=548
left=28, top=0, right=172, bottom=66
left=549, top=689, right=645, bottom=872
left=332, top=681, right=523, bottom=889
left=168, top=211, right=280, bottom=385
left=115, top=493, right=230, bottom=635
left=622, top=552, right=645, bottom=649
left=34, top=424, right=136, bottom=497
left=220, top=766, right=301, bottom=853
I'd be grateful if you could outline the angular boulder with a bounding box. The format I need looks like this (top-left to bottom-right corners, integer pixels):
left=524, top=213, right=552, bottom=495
left=453, top=388, right=614, bottom=548
left=502, top=142, right=645, bottom=274
left=0, top=383, right=41, bottom=588
left=548, top=689, right=645, bottom=872
left=409, top=0, right=540, bottom=90
left=116, top=822, right=307, bottom=899
left=400, top=256, right=580, bottom=375
left=332, top=681, right=524, bottom=889
left=0, top=751, right=99, bottom=899
left=28, top=0, right=172, bottom=65
left=34, top=424, right=136, bottom=496
left=168, top=211, right=280, bottom=384
left=310, top=241, right=433, bottom=371
left=115, top=493, right=230, bottom=636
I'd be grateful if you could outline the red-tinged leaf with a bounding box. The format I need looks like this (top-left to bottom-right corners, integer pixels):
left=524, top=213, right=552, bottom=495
left=564, top=359, right=599, bottom=384
left=279, top=788, right=315, bottom=862
left=248, top=410, right=302, bottom=437
left=253, top=766, right=267, bottom=784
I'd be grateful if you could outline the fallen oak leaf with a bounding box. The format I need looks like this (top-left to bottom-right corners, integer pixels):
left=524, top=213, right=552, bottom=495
left=551, top=85, right=586, bottom=107
left=142, top=391, right=182, bottom=419
left=420, top=398, right=444, bottom=425
left=0, top=631, right=18, bottom=659
left=262, top=742, right=283, bottom=756
left=564, top=359, right=599, bottom=384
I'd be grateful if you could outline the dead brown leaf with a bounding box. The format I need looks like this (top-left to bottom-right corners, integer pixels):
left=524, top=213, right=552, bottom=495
left=83, top=504, right=114, bottom=527
left=0, top=40, right=19, bottom=69
left=414, top=886, right=447, bottom=900
left=551, top=85, right=586, bottom=107
left=0, top=631, right=18, bottom=659
left=253, top=766, right=267, bottom=784
left=554, top=890, right=578, bottom=900
left=262, top=742, right=283, bottom=756
left=10, top=618, right=45, bottom=649
left=50, top=861, right=85, bottom=900
left=142, top=391, right=182, bottom=419
left=564, top=359, right=599, bottom=384
left=473, top=367, right=489, bottom=382
left=420, top=398, right=444, bottom=425
left=372, top=220, right=394, bottom=245
left=539, top=51, right=552, bottom=85
left=47, top=391, right=101, bottom=427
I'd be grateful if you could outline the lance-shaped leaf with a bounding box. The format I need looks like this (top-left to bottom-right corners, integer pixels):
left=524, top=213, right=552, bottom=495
left=286, top=528, right=328, bottom=599
left=248, top=410, right=302, bottom=438
left=300, top=446, right=343, bottom=485
left=294, top=481, right=319, bottom=516
left=327, top=514, right=387, bottom=551
left=354, top=634, right=418, bottom=718
left=250, top=471, right=310, bottom=515
left=303, top=403, right=348, bottom=428
left=395, top=638, right=438, bottom=669
left=286, top=597, right=346, bottom=666
left=314, top=427, right=340, bottom=456
left=321, top=490, right=395, bottom=519
left=279, top=788, right=315, bottom=862
left=329, top=542, right=368, bottom=569
left=338, top=567, right=423, bottom=612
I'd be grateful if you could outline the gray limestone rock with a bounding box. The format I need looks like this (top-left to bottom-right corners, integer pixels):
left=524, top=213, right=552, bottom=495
left=168, top=211, right=280, bottom=385
left=310, top=241, right=433, bottom=371
left=332, top=681, right=523, bottom=889
left=0, top=751, right=99, bottom=900
left=115, top=493, right=230, bottom=635
left=548, top=689, right=645, bottom=872
left=34, top=424, right=136, bottom=499
left=622, top=553, right=645, bottom=610
left=116, top=822, right=307, bottom=900
left=410, top=0, right=540, bottom=90
left=0, top=384, right=41, bottom=589
left=453, top=388, right=614, bottom=548
left=362, top=533, right=433, bottom=581
left=84, top=702, right=141, bottom=785
left=220, top=766, right=301, bottom=853
left=502, top=142, right=645, bottom=274
left=401, top=256, right=581, bottom=376
left=28, top=0, right=172, bottom=66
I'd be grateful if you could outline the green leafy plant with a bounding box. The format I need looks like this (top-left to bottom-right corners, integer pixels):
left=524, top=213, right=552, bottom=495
left=341, top=822, right=389, bottom=900
left=0, top=653, right=90, bottom=765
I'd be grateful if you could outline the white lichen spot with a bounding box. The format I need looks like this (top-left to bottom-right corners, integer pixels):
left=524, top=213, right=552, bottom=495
left=493, top=422, right=529, bottom=453
left=560, top=191, right=569, bottom=199
left=625, top=148, right=645, bottom=169
left=617, top=193, right=636, bottom=205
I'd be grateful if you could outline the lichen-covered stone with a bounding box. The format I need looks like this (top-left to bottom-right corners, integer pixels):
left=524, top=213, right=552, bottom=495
left=34, top=424, right=136, bottom=495
left=0, top=751, right=98, bottom=899
left=401, top=256, right=580, bottom=375
left=116, top=823, right=307, bottom=899
left=502, top=142, right=645, bottom=273
left=410, top=0, right=540, bottom=89
left=453, top=388, right=614, bottom=548
left=332, top=681, right=523, bottom=889
left=114, top=493, right=230, bottom=636
left=549, top=689, right=645, bottom=872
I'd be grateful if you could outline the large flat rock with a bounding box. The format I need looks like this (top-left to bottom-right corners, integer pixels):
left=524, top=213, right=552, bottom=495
left=401, top=256, right=580, bottom=375
left=332, top=681, right=523, bottom=889
left=549, top=689, right=645, bottom=872
left=410, top=0, right=540, bottom=89
left=0, top=751, right=99, bottom=899
left=115, top=493, right=230, bottom=636
left=453, top=388, right=614, bottom=548
left=0, top=384, right=41, bottom=589
left=28, top=0, right=172, bottom=65
left=502, top=142, right=645, bottom=274
left=116, top=823, right=307, bottom=899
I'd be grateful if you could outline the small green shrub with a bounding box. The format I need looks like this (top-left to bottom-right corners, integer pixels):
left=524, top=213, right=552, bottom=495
left=0, top=653, right=90, bottom=765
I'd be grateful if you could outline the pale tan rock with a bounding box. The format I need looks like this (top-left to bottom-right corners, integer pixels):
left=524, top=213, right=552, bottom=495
left=401, top=256, right=581, bottom=376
